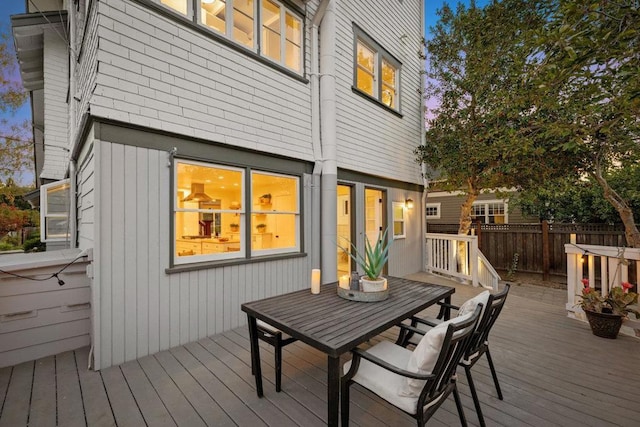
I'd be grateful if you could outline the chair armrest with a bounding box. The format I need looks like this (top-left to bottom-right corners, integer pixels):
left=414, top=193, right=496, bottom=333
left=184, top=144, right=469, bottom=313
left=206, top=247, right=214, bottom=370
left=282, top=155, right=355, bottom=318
left=409, top=316, right=439, bottom=328
left=436, top=301, right=460, bottom=310
left=351, top=347, right=435, bottom=381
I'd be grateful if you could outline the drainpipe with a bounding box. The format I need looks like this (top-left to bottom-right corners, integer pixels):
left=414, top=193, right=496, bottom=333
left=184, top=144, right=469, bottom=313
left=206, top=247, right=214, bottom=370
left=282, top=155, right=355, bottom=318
left=68, top=1, right=77, bottom=249
left=420, top=3, right=428, bottom=271
left=319, top=0, right=338, bottom=283
left=310, top=0, right=329, bottom=272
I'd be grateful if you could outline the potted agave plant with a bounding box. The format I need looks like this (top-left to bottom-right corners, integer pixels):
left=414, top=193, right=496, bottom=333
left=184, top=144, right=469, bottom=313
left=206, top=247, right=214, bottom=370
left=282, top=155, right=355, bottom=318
left=339, top=228, right=391, bottom=292
left=577, top=279, right=639, bottom=339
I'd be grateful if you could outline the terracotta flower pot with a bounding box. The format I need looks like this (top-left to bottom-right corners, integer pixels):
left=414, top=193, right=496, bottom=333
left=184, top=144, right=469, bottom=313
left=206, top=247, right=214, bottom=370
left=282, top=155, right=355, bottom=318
left=584, top=309, right=623, bottom=339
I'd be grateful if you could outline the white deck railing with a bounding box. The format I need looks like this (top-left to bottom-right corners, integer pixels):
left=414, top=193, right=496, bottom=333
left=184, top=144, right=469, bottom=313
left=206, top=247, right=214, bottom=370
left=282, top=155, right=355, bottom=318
left=425, top=233, right=500, bottom=290
left=565, top=243, right=640, bottom=337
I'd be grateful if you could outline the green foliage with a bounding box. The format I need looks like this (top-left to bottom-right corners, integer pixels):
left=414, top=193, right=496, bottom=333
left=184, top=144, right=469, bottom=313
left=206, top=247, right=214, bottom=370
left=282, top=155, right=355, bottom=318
left=417, top=0, right=557, bottom=233
left=23, top=235, right=45, bottom=252
left=577, top=280, right=639, bottom=319
left=338, top=229, right=390, bottom=280
left=527, top=0, right=640, bottom=245
left=513, top=168, right=640, bottom=224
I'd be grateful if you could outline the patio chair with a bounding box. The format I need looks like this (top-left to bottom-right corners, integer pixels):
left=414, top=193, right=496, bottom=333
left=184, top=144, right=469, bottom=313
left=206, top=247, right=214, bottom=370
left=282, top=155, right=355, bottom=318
left=397, top=284, right=511, bottom=427
left=252, top=320, right=297, bottom=392
left=340, top=304, right=482, bottom=426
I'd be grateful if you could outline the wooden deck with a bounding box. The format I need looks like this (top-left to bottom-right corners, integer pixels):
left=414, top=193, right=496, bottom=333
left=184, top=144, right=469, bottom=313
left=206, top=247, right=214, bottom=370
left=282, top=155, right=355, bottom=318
left=1, top=274, right=639, bottom=426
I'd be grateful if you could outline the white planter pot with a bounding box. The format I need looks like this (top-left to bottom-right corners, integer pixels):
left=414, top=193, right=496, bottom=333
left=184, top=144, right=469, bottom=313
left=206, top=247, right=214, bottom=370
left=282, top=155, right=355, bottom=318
left=361, top=276, right=387, bottom=292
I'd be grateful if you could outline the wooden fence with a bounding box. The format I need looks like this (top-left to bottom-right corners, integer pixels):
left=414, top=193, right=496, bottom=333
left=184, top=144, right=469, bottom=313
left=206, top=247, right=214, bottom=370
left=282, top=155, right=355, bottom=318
left=426, top=222, right=632, bottom=280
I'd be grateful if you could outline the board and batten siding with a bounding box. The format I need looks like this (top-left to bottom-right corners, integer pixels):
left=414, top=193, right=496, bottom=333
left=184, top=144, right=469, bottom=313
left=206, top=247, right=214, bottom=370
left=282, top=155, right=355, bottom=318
left=86, top=0, right=312, bottom=161
left=41, top=28, right=70, bottom=180
left=335, top=0, right=423, bottom=186
left=91, top=140, right=311, bottom=369
left=387, top=188, right=424, bottom=277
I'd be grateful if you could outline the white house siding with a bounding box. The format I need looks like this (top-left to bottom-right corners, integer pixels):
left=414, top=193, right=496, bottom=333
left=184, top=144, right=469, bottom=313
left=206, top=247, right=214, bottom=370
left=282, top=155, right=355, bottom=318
left=335, top=0, right=423, bottom=185
left=40, top=28, right=70, bottom=181
left=73, top=0, right=99, bottom=140
left=76, top=128, right=95, bottom=250
left=387, top=187, right=424, bottom=276
left=0, top=251, right=91, bottom=368
left=87, top=0, right=312, bottom=159
left=91, top=140, right=312, bottom=369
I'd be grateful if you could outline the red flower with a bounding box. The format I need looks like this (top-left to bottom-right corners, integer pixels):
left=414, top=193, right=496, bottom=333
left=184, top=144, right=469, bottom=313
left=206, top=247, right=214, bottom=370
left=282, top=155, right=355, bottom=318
left=622, top=282, right=634, bottom=293
left=581, top=278, right=589, bottom=288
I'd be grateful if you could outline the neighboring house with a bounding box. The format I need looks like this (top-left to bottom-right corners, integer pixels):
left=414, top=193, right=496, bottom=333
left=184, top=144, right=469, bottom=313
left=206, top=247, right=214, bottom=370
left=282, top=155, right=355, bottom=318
left=426, top=190, right=537, bottom=225
left=12, top=0, right=427, bottom=369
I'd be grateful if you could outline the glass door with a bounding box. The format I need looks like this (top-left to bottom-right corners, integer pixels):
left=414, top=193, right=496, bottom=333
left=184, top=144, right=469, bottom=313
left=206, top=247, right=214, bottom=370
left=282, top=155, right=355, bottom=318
left=337, top=185, right=353, bottom=278
left=365, top=188, right=384, bottom=244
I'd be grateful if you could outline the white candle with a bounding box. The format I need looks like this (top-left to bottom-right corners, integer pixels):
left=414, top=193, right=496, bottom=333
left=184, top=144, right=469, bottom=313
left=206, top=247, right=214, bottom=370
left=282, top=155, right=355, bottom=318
left=339, top=275, right=350, bottom=289
left=311, top=269, right=321, bottom=294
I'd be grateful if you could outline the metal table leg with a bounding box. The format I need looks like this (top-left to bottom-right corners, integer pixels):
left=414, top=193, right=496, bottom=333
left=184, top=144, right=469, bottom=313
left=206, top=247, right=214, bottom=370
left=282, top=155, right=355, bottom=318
left=327, top=355, right=340, bottom=426
left=247, top=315, right=263, bottom=397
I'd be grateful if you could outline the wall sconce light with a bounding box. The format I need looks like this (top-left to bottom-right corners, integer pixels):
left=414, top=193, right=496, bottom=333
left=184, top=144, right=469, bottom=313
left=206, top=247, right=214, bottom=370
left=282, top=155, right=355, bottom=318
left=405, top=198, right=414, bottom=209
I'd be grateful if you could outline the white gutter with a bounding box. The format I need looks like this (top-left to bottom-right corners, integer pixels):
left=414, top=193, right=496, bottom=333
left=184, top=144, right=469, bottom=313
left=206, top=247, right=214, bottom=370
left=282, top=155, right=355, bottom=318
left=420, top=1, right=428, bottom=270
left=68, top=2, right=77, bottom=249
left=319, top=0, right=338, bottom=283
left=310, top=0, right=329, bottom=272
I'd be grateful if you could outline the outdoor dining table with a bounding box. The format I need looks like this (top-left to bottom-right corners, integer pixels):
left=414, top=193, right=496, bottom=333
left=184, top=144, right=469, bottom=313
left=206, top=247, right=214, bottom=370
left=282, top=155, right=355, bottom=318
left=241, top=276, right=455, bottom=426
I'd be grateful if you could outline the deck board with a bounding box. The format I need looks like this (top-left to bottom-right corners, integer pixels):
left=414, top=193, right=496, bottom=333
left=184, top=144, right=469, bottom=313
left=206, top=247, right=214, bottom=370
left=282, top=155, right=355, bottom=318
left=1, top=276, right=640, bottom=426
left=28, top=355, right=56, bottom=427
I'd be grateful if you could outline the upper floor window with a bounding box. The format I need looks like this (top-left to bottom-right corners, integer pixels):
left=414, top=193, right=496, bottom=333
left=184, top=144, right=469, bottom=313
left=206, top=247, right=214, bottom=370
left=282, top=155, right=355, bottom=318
left=156, top=0, right=303, bottom=74
left=425, top=203, right=441, bottom=219
left=40, top=179, right=70, bottom=242
left=472, top=201, right=507, bottom=224
left=173, top=159, right=300, bottom=265
left=353, top=25, right=401, bottom=112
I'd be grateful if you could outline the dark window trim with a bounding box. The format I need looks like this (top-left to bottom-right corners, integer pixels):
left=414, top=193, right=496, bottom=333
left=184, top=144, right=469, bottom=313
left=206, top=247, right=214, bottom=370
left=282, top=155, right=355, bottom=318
left=352, top=22, right=402, bottom=115
left=134, top=0, right=308, bottom=83
left=171, top=156, right=305, bottom=268
left=166, top=252, right=307, bottom=274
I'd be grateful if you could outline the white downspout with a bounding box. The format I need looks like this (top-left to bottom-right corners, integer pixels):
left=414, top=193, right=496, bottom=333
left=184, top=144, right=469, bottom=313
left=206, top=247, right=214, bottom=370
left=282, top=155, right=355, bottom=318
left=319, top=0, right=338, bottom=283
left=68, top=1, right=77, bottom=249
left=420, top=3, right=428, bottom=271
left=310, top=0, right=329, bottom=271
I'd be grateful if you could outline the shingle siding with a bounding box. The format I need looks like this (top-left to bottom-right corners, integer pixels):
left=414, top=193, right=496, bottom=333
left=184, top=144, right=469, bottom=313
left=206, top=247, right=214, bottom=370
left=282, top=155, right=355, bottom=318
left=88, top=0, right=313, bottom=159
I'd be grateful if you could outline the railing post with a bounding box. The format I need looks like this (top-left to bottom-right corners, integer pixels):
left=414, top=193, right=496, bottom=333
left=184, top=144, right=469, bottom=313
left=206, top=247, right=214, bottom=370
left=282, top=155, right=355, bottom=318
left=470, top=236, right=479, bottom=287
left=566, top=244, right=577, bottom=314
left=542, top=220, right=550, bottom=281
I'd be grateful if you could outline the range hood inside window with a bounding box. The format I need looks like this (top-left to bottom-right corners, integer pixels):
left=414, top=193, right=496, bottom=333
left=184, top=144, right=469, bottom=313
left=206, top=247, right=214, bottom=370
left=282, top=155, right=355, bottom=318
left=182, top=183, right=213, bottom=202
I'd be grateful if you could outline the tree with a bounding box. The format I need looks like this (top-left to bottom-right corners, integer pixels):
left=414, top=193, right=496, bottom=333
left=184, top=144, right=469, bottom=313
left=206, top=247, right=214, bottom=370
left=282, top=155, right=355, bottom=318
left=416, top=0, right=555, bottom=235
left=0, top=26, right=32, bottom=184
left=529, top=0, right=640, bottom=247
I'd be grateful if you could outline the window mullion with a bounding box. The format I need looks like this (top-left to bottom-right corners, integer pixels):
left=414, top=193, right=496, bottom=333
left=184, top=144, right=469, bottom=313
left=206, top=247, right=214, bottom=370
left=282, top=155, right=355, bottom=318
left=280, top=6, right=285, bottom=67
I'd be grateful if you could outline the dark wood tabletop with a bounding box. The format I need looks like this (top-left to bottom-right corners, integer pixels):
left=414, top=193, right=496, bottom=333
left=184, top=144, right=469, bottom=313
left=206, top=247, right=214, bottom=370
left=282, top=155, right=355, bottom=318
left=242, top=276, right=455, bottom=426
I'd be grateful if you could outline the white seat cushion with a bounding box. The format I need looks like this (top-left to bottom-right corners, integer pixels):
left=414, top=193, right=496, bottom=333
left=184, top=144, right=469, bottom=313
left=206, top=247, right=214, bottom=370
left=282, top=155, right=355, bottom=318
left=406, top=290, right=490, bottom=346
left=400, top=311, right=475, bottom=397
left=343, top=341, right=420, bottom=414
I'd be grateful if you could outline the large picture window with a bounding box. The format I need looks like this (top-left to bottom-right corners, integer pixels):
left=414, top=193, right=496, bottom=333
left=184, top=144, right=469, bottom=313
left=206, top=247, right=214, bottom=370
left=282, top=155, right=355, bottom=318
left=173, top=159, right=300, bottom=264
left=353, top=25, right=401, bottom=112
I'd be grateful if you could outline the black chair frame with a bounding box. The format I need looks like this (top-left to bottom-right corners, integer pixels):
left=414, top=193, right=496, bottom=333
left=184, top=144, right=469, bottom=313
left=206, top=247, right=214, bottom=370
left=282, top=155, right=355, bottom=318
left=341, top=304, right=483, bottom=427
left=252, top=323, right=297, bottom=392
left=398, top=284, right=511, bottom=427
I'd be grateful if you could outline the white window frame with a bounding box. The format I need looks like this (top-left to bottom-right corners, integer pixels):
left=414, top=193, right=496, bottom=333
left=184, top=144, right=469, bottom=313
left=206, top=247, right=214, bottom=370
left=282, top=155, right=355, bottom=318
left=471, top=200, right=508, bottom=224
left=40, top=179, right=71, bottom=243
left=425, top=203, right=441, bottom=219
left=250, top=170, right=301, bottom=255
left=392, top=201, right=406, bottom=239
left=353, top=24, right=402, bottom=113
